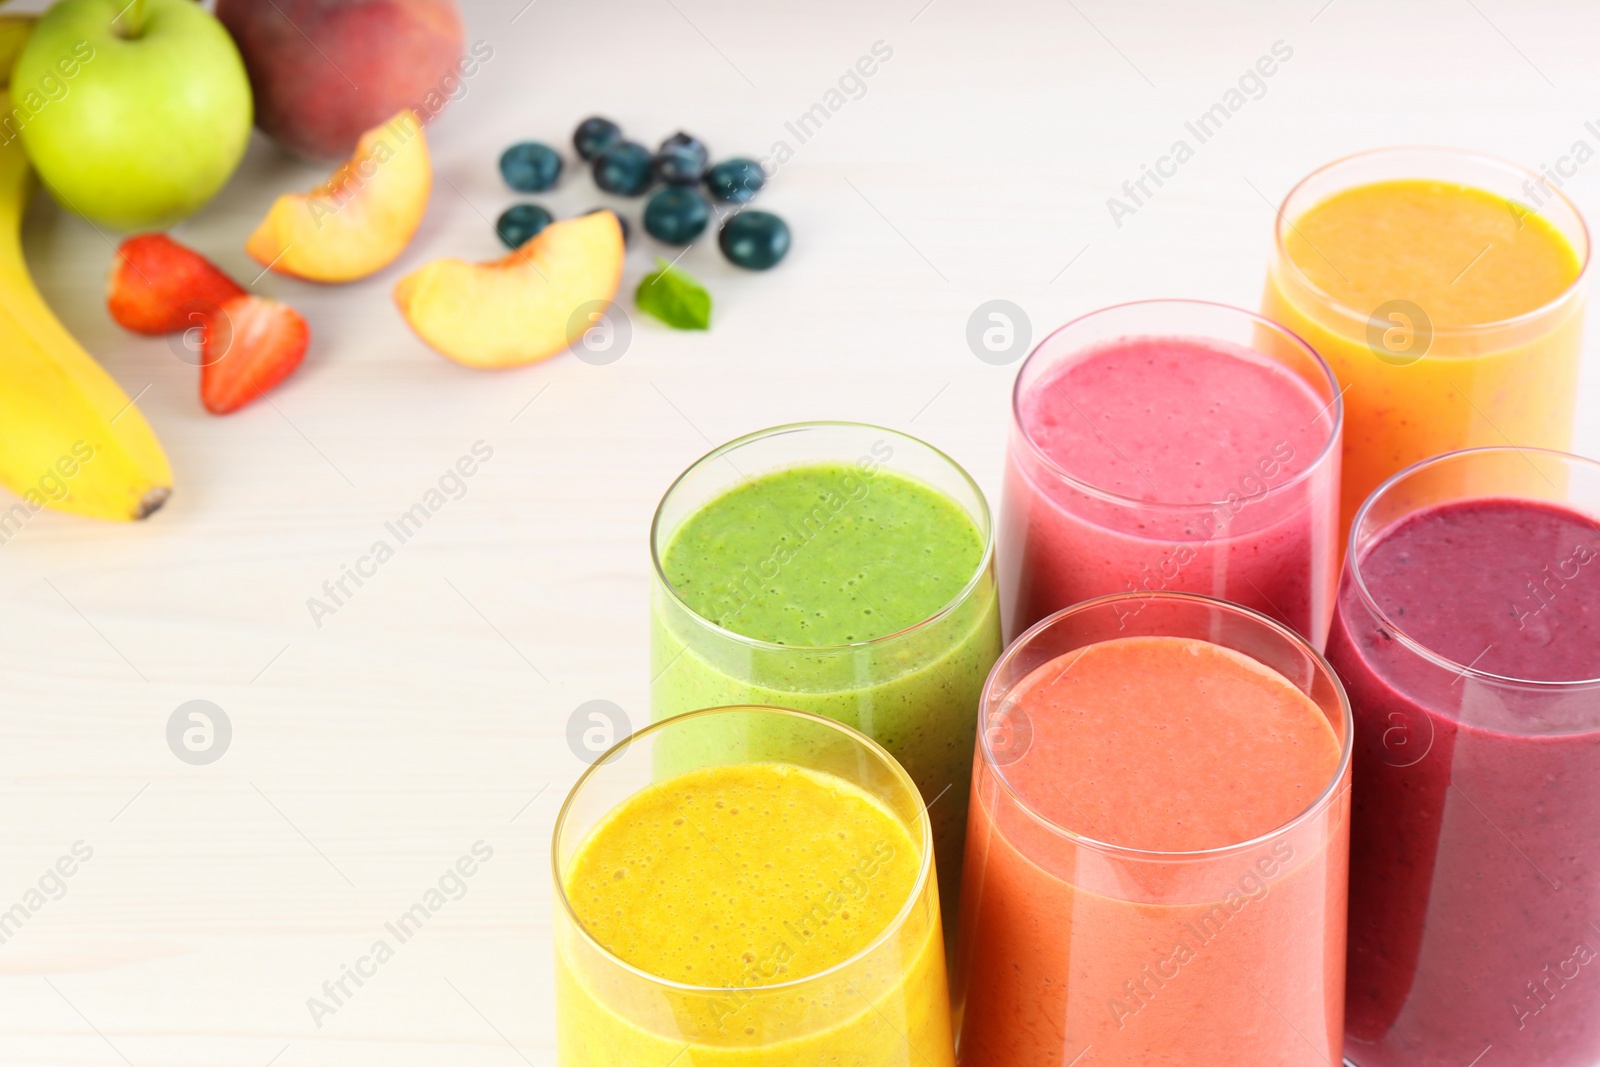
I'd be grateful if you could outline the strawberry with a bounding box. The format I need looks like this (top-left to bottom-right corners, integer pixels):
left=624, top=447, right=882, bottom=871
left=200, top=295, right=310, bottom=415
left=106, top=233, right=311, bottom=414
left=107, top=233, right=246, bottom=335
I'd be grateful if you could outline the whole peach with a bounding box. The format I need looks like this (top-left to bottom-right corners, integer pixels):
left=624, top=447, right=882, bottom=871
left=217, top=0, right=464, bottom=160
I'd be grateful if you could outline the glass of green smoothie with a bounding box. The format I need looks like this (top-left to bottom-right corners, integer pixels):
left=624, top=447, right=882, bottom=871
left=650, top=422, right=1002, bottom=928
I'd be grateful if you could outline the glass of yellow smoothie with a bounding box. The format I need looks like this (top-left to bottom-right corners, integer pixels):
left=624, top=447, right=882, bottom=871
left=552, top=705, right=953, bottom=1066
left=1263, top=147, right=1589, bottom=537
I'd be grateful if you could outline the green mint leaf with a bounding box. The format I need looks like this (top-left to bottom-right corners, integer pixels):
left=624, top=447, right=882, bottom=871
left=636, top=258, right=712, bottom=330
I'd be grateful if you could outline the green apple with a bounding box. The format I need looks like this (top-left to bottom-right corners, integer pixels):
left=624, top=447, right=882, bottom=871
left=10, top=0, right=252, bottom=229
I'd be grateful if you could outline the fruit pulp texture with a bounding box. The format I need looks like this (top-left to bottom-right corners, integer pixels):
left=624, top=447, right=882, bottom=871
left=953, top=636, right=1347, bottom=1067
left=653, top=463, right=1002, bottom=931
left=1003, top=335, right=1337, bottom=645
left=556, top=762, right=952, bottom=1065
left=1264, top=178, right=1584, bottom=537
left=1330, top=498, right=1600, bottom=1066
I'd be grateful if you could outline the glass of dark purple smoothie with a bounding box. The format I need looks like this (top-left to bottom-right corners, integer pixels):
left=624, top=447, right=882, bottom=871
left=1331, top=446, right=1600, bottom=1067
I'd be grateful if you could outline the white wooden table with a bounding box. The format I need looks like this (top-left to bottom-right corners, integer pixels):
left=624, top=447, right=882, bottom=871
left=2, top=0, right=1597, bottom=1062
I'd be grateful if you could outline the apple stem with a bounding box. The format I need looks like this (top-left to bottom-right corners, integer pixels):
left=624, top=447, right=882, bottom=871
left=120, top=0, right=148, bottom=38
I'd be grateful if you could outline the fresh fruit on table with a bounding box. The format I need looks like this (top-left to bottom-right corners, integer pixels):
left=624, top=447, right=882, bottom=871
left=394, top=210, right=624, bottom=368
left=108, top=233, right=244, bottom=334
left=200, top=295, right=310, bottom=415
left=643, top=187, right=709, bottom=245
left=500, top=142, right=561, bottom=192
left=653, top=132, right=708, bottom=186
left=705, top=157, right=766, bottom=203
left=0, top=16, right=36, bottom=84
left=495, top=203, right=552, bottom=249
left=217, top=0, right=464, bottom=160
left=108, top=233, right=312, bottom=414
left=14, top=0, right=252, bottom=229
left=0, top=92, right=171, bottom=521
left=246, top=110, right=431, bottom=283
left=583, top=207, right=630, bottom=247
left=572, top=116, right=621, bottom=161
left=720, top=210, right=790, bottom=270
left=636, top=258, right=710, bottom=330
left=593, top=141, right=653, bottom=196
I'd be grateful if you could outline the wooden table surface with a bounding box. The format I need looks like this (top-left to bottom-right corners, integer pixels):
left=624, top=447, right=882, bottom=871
left=2, top=0, right=1597, bottom=1063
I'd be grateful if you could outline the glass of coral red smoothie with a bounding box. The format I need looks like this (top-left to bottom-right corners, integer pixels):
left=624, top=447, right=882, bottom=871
left=1002, top=300, right=1342, bottom=649
left=1332, top=447, right=1600, bottom=1067
left=951, top=591, right=1353, bottom=1067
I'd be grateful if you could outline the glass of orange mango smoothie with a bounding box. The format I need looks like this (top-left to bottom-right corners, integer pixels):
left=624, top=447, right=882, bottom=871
left=553, top=705, right=953, bottom=1067
left=951, top=593, right=1353, bottom=1066
left=1263, top=147, right=1588, bottom=537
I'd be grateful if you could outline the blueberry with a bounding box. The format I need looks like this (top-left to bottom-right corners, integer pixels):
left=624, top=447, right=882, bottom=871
left=653, top=131, right=709, bottom=186
left=499, top=142, right=562, bottom=192
left=573, top=116, right=622, bottom=161
left=584, top=207, right=631, bottom=246
left=593, top=141, right=654, bottom=196
left=496, top=203, right=553, bottom=249
left=704, top=158, right=766, bottom=203
left=719, top=210, right=790, bottom=270
left=643, top=187, right=710, bottom=245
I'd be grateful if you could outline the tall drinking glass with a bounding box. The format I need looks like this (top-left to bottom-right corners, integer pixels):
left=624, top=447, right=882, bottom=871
left=651, top=423, right=1003, bottom=925
left=1263, top=147, right=1589, bottom=538
left=1002, top=300, right=1342, bottom=649
left=553, top=705, right=952, bottom=1065
left=1331, top=448, right=1600, bottom=1067
left=952, top=592, right=1353, bottom=1066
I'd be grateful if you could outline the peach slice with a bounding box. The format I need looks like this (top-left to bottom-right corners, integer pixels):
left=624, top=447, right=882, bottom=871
left=247, top=109, right=430, bottom=283
left=393, top=211, right=625, bottom=368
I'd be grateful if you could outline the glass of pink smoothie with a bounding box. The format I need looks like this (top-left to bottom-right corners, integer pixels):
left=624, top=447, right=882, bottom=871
left=1002, top=299, right=1343, bottom=648
left=951, top=591, right=1353, bottom=1067
left=1332, top=447, right=1600, bottom=1067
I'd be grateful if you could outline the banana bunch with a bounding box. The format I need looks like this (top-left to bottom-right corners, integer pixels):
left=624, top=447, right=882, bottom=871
left=0, top=21, right=172, bottom=524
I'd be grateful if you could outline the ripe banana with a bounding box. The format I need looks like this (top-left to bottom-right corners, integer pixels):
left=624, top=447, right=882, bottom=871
left=0, top=86, right=172, bottom=522
left=0, top=18, right=32, bottom=83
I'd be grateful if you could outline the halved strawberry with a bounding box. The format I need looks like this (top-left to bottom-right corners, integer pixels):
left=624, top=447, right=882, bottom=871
left=108, top=233, right=247, bottom=335
left=200, top=295, right=310, bottom=415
